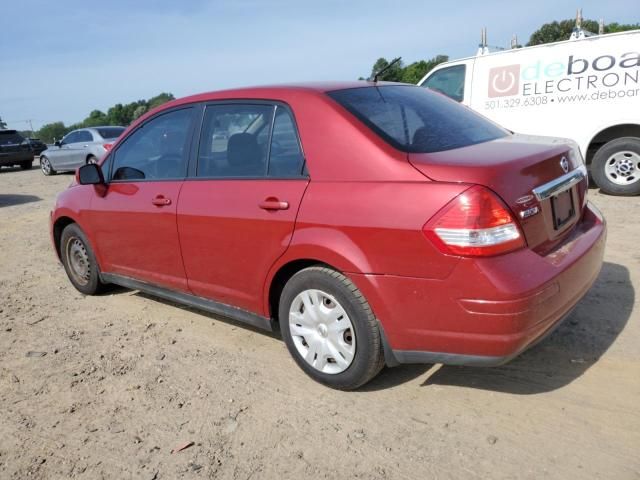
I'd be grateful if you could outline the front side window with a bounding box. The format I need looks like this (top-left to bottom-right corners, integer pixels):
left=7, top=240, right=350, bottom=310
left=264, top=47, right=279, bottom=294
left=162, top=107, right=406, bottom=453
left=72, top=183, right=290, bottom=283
left=421, top=65, right=466, bottom=102
left=197, top=104, right=273, bottom=178
left=110, top=108, right=193, bottom=181
left=328, top=85, right=507, bottom=154
left=63, top=131, right=80, bottom=144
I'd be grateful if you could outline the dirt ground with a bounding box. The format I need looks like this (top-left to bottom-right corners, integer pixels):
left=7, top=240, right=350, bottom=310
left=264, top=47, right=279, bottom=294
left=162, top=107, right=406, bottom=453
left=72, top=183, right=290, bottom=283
left=0, top=164, right=638, bottom=480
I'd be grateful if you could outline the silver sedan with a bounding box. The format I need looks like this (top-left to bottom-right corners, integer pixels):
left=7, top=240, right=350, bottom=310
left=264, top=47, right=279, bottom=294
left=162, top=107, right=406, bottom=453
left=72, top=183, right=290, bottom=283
left=40, top=126, right=125, bottom=175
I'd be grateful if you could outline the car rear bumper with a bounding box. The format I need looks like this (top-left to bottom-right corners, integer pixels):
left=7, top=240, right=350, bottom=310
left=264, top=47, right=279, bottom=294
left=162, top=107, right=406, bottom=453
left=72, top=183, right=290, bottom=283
left=0, top=151, right=33, bottom=165
left=350, top=201, right=606, bottom=366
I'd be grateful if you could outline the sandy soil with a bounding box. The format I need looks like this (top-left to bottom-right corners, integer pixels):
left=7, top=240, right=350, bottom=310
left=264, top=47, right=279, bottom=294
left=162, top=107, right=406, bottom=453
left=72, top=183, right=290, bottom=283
left=0, top=165, right=638, bottom=480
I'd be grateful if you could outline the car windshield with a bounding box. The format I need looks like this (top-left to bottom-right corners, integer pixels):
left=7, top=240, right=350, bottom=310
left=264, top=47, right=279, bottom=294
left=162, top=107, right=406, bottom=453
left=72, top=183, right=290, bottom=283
left=327, top=85, right=507, bottom=153
left=0, top=131, right=24, bottom=145
left=96, top=127, right=125, bottom=139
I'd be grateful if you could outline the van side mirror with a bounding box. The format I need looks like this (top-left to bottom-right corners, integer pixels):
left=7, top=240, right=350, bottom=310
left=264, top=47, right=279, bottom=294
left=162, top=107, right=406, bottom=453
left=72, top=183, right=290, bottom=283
left=78, top=163, right=104, bottom=185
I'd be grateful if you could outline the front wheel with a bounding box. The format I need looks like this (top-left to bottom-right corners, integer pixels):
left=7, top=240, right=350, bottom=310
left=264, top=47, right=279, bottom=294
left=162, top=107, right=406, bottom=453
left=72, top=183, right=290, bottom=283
left=60, top=224, right=106, bottom=295
left=279, top=266, right=384, bottom=390
left=591, top=137, right=640, bottom=196
left=40, top=156, right=56, bottom=176
left=86, top=155, right=98, bottom=165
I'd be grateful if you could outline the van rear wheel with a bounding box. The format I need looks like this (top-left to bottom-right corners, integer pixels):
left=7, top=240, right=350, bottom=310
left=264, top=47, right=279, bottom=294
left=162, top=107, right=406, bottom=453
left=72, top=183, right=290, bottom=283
left=592, top=137, right=640, bottom=196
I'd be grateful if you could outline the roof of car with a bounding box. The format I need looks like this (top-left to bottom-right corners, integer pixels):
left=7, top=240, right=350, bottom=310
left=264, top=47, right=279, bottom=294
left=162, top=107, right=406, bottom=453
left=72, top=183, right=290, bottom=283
left=127, top=81, right=415, bottom=132
left=171, top=81, right=411, bottom=106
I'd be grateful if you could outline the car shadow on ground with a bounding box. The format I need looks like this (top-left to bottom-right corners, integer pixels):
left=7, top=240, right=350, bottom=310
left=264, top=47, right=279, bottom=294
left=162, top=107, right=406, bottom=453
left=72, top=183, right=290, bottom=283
left=0, top=193, right=42, bottom=207
left=131, top=291, right=282, bottom=339
left=416, top=261, right=633, bottom=394
left=105, top=262, right=632, bottom=394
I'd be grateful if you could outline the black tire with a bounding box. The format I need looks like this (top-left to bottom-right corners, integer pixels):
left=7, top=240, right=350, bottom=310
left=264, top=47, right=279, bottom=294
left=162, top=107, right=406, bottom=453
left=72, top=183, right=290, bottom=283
left=591, top=137, right=640, bottom=196
left=279, top=266, right=384, bottom=390
left=20, top=161, right=33, bottom=170
left=40, top=156, right=56, bottom=176
left=60, top=224, right=105, bottom=295
left=87, top=155, right=98, bottom=165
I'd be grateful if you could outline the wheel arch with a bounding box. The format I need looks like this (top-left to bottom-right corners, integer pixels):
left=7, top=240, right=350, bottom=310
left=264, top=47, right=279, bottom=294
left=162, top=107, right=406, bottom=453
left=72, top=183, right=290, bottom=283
left=586, top=123, right=640, bottom=164
left=52, top=215, right=76, bottom=260
left=266, top=258, right=335, bottom=323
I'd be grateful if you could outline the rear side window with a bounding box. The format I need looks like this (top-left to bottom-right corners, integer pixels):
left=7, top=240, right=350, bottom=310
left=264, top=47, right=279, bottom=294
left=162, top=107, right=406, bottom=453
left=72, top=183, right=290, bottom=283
left=421, top=65, right=466, bottom=102
left=110, top=108, right=193, bottom=181
left=328, top=85, right=507, bottom=154
left=197, top=104, right=273, bottom=178
left=77, top=131, right=93, bottom=143
left=96, top=127, right=125, bottom=139
left=268, top=106, right=304, bottom=177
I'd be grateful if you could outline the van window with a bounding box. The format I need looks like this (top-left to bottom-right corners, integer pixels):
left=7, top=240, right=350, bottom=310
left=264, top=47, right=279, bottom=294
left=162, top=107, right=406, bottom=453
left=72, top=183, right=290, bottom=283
left=421, top=65, right=466, bottom=102
left=328, top=85, right=507, bottom=154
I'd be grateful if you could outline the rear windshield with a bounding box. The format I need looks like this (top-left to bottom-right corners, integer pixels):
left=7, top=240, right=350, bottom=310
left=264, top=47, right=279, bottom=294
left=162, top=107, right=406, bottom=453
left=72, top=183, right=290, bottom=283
left=96, top=127, right=125, bottom=139
left=0, top=131, right=24, bottom=145
left=327, top=85, right=507, bottom=153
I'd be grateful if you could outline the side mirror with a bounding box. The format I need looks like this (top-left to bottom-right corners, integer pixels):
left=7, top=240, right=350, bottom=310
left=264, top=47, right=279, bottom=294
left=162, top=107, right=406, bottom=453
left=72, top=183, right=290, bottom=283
left=54, top=140, right=62, bottom=147
left=78, top=163, right=104, bottom=185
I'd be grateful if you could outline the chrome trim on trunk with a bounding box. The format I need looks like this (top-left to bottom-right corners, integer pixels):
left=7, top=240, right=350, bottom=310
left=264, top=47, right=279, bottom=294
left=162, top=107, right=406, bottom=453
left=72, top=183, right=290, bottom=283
left=532, top=165, right=587, bottom=201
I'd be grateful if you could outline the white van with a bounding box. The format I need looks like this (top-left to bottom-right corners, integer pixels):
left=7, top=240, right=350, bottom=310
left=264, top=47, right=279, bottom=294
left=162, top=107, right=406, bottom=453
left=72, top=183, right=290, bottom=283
left=418, top=29, right=640, bottom=196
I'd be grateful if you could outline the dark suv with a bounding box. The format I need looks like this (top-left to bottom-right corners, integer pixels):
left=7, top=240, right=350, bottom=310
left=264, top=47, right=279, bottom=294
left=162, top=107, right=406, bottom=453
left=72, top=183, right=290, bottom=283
left=0, top=130, right=34, bottom=170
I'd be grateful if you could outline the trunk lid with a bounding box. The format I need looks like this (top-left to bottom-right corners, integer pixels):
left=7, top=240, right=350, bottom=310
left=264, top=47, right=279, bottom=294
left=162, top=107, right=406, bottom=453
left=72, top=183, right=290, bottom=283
left=409, top=134, right=588, bottom=252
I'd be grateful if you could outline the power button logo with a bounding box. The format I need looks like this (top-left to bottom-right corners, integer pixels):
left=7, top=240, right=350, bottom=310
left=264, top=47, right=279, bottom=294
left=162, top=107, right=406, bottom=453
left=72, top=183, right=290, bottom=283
left=488, top=65, right=520, bottom=97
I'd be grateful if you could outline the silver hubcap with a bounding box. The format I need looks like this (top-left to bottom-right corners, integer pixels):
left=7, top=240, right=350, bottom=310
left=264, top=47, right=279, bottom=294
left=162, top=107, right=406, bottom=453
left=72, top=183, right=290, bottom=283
left=289, top=289, right=356, bottom=374
left=41, top=158, right=50, bottom=174
left=66, top=237, right=90, bottom=285
left=604, top=150, right=640, bottom=186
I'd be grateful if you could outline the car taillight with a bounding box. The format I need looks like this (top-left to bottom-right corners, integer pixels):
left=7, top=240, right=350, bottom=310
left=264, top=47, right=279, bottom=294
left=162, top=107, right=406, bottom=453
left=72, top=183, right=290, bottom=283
left=423, top=185, right=526, bottom=257
left=103, top=143, right=113, bottom=151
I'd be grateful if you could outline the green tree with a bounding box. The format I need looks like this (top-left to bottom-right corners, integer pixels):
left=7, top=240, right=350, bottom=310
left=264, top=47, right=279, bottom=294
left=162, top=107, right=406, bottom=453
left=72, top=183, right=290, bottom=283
left=38, top=122, right=69, bottom=143
left=362, top=55, right=449, bottom=84
left=132, top=105, right=148, bottom=120
left=82, top=109, right=109, bottom=127
left=527, top=19, right=639, bottom=46
left=147, top=92, right=175, bottom=110
left=401, top=55, right=449, bottom=84
left=368, top=57, right=405, bottom=82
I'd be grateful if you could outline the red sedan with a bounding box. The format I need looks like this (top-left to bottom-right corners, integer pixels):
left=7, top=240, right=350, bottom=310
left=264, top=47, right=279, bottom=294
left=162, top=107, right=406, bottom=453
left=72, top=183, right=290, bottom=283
left=50, top=82, right=606, bottom=389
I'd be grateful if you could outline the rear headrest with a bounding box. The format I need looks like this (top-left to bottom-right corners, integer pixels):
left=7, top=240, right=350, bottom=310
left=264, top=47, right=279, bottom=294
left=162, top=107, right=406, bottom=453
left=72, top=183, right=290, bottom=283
left=227, top=133, right=261, bottom=168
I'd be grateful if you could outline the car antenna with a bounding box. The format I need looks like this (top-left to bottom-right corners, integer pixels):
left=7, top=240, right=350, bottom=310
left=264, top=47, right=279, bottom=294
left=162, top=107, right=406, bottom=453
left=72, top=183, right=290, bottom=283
left=370, top=57, right=402, bottom=83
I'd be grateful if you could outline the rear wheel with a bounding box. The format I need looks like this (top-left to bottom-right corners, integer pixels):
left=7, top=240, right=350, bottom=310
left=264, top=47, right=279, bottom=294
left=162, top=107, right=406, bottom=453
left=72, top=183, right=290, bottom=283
left=591, top=137, right=640, bottom=196
left=60, top=224, right=105, bottom=295
left=87, top=155, right=98, bottom=165
left=279, top=266, right=384, bottom=390
left=40, top=156, right=56, bottom=176
left=20, top=161, right=33, bottom=170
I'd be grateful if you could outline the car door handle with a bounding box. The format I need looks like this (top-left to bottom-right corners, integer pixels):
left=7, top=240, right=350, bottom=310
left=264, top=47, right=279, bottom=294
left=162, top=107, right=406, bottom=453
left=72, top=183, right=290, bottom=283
left=152, top=195, right=172, bottom=206
left=258, top=198, right=289, bottom=210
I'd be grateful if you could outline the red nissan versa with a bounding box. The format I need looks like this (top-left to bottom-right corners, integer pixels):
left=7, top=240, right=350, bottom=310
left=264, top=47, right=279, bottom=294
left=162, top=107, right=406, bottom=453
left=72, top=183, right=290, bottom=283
left=50, top=83, right=606, bottom=389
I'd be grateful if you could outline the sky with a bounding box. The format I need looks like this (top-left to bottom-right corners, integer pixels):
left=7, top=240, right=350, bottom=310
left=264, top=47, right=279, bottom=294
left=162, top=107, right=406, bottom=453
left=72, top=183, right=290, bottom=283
left=1, top=0, right=637, bottom=131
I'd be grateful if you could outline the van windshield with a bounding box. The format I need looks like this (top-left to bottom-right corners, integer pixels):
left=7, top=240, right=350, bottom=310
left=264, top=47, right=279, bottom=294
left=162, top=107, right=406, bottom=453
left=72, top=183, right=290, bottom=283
left=327, top=85, right=507, bottom=153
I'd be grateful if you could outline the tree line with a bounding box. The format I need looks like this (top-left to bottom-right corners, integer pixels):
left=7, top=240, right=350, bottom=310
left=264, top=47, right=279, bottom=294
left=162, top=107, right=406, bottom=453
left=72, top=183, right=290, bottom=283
left=7, top=93, right=175, bottom=143
left=361, top=17, right=639, bottom=82
left=2, top=17, right=638, bottom=143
